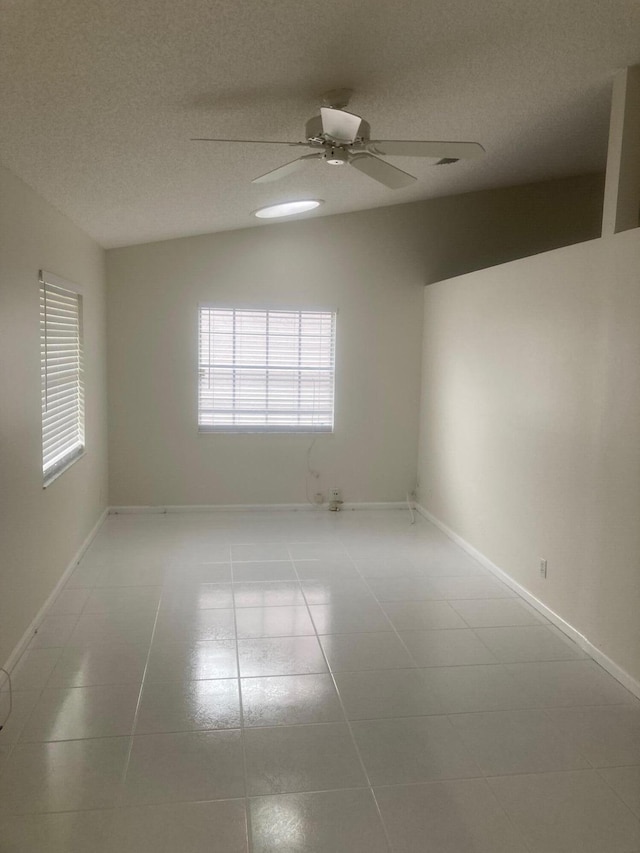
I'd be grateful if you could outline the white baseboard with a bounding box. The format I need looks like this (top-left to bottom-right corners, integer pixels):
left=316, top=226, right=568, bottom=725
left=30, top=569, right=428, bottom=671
left=108, top=501, right=407, bottom=514
left=415, top=503, right=640, bottom=701
left=2, top=507, right=109, bottom=676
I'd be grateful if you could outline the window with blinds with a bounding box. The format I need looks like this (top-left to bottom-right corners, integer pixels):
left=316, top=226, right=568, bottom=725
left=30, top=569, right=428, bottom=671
left=198, top=307, right=336, bottom=433
left=40, top=271, right=85, bottom=484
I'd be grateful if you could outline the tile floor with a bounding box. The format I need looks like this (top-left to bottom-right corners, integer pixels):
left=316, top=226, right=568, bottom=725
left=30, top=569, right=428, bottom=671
left=0, top=509, right=639, bottom=852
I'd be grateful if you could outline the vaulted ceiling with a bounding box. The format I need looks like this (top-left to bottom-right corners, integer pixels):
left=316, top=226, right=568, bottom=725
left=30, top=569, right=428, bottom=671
left=2, top=0, right=639, bottom=247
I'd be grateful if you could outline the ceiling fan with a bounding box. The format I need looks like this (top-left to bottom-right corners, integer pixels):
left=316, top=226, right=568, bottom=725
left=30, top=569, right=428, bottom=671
left=192, top=89, right=486, bottom=190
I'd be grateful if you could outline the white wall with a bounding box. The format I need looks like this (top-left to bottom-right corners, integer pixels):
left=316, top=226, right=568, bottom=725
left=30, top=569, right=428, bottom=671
left=0, top=163, right=108, bottom=667
left=107, top=206, right=426, bottom=506
left=418, top=229, right=640, bottom=685
left=106, top=174, right=602, bottom=508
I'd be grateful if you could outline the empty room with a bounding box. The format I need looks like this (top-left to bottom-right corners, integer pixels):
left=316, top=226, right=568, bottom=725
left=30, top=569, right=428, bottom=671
left=1, top=2, right=640, bottom=851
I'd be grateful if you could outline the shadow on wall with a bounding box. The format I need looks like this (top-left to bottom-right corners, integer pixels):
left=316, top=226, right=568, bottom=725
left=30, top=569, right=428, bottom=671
left=422, top=172, right=604, bottom=284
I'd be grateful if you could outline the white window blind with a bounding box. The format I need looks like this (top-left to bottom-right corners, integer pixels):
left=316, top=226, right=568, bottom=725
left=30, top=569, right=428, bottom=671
left=40, top=272, right=85, bottom=483
left=198, top=307, right=336, bottom=433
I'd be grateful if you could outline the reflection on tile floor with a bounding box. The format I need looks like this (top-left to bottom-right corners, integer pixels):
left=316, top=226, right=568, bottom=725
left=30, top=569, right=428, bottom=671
left=1, top=509, right=639, bottom=852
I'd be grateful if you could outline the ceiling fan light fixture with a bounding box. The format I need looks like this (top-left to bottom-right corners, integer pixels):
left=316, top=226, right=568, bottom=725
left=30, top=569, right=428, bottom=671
left=325, top=148, right=349, bottom=166
left=253, top=199, right=323, bottom=219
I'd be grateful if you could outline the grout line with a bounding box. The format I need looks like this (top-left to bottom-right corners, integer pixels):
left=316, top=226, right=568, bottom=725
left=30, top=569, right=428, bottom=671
left=289, top=544, right=396, bottom=853
left=114, top=589, right=163, bottom=806
left=230, top=554, right=255, bottom=853
left=5, top=698, right=636, bottom=747
left=593, top=764, right=640, bottom=823
left=4, top=514, right=639, bottom=846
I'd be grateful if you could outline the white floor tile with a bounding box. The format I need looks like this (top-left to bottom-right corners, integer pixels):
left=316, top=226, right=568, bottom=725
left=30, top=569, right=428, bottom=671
left=431, top=575, right=516, bottom=599
left=399, top=629, right=498, bottom=667
left=64, top=563, right=104, bottom=589
left=294, top=560, right=360, bottom=581
left=135, top=678, right=240, bottom=733
left=250, top=789, right=389, bottom=853
left=20, top=684, right=140, bottom=742
left=159, top=583, right=234, bottom=611
left=244, top=722, right=366, bottom=795
left=0, top=737, right=130, bottom=814
left=320, top=632, right=414, bottom=671
left=449, top=709, right=591, bottom=775
left=489, top=770, right=640, bottom=852
left=354, top=556, right=422, bottom=578
left=233, top=582, right=306, bottom=608
left=153, top=607, right=236, bottom=642
left=600, top=766, right=640, bottom=818
left=505, top=660, right=638, bottom=707
left=0, top=809, right=113, bottom=853
left=473, top=625, right=586, bottom=662
left=235, top=605, right=315, bottom=638
left=232, top=561, right=296, bottom=582
left=309, top=600, right=392, bottom=634
left=544, top=705, right=640, bottom=765
left=94, top=563, right=165, bottom=587
left=4, top=648, right=62, bottom=691
left=238, top=636, right=328, bottom=678
left=122, top=730, right=244, bottom=805
left=450, top=598, right=546, bottom=627
left=28, top=614, right=78, bottom=648
left=335, top=668, right=444, bottom=719
left=106, top=800, right=248, bottom=853
left=288, top=543, right=348, bottom=560
left=382, top=601, right=467, bottom=631
left=145, top=640, right=238, bottom=681
left=375, top=779, right=527, bottom=852
left=241, top=674, right=343, bottom=727
left=352, top=715, right=481, bottom=784
left=232, top=543, right=290, bottom=562
left=366, top=576, right=443, bottom=601
left=163, top=563, right=232, bottom=585
left=48, top=644, right=149, bottom=687
left=67, top=611, right=156, bottom=647
left=47, top=588, right=90, bottom=616
left=1, top=692, right=39, bottom=752
left=83, top=586, right=162, bottom=614
left=428, top=664, right=537, bottom=713
left=2, top=510, right=635, bottom=853
left=300, top=577, right=376, bottom=605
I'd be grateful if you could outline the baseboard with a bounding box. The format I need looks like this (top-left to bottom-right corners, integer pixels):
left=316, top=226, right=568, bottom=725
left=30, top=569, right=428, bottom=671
left=2, top=507, right=109, bottom=676
left=415, top=503, right=640, bottom=700
left=109, top=501, right=407, bottom=514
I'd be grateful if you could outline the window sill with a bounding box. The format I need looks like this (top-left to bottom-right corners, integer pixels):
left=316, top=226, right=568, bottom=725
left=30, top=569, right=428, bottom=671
left=43, top=449, right=86, bottom=489
left=198, top=428, right=334, bottom=435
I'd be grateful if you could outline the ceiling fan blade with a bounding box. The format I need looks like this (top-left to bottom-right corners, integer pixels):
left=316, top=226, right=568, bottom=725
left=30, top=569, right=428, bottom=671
left=192, top=138, right=308, bottom=146
left=366, top=140, right=485, bottom=159
left=350, top=153, right=416, bottom=189
left=252, top=153, right=322, bottom=183
left=320, top=107, right=362, bottom=143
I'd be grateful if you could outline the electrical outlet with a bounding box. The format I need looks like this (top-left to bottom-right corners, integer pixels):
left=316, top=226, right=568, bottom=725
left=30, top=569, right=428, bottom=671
left=330, top=488, right=342, bottom=502
left=539, top=558, right=548, bottom=579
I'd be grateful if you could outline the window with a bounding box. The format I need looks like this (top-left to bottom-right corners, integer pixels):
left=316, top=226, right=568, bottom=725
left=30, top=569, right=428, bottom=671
left=198, top=307, right=336, bottom=433
left=40, top=271, right=85, bottom=484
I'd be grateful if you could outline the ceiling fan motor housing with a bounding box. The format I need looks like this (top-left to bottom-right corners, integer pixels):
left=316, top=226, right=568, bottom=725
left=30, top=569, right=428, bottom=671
left=305, top=114, right=371, bottom=145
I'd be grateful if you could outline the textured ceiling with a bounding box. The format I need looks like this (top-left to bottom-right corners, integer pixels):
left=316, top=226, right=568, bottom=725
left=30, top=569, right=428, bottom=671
left=1, top=0, right=639, bottom=247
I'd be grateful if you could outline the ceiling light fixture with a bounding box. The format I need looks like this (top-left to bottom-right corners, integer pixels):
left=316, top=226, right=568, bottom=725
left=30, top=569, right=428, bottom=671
left=254, top=200, right=323, bottom=219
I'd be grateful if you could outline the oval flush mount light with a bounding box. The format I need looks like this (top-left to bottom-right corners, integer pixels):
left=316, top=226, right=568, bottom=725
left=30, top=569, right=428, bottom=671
left=254, top=199, right=324, bottom=219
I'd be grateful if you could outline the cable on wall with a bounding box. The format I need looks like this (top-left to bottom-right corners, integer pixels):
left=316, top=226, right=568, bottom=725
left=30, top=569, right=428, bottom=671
left=305, top=437, right=322, bottom=506
left=407, top=491, right=416, bottom=525
left=0, top=667, right=13, bottom=732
